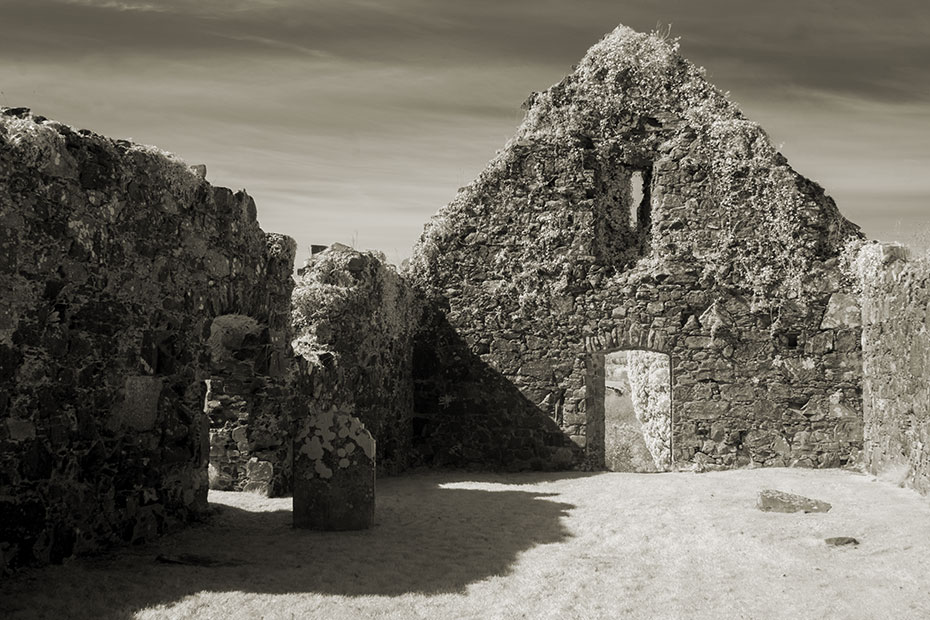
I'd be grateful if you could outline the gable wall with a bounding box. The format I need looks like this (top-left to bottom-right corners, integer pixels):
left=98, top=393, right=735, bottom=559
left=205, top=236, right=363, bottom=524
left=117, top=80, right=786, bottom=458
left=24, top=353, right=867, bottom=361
left=407, top=32, right=864, bottom=470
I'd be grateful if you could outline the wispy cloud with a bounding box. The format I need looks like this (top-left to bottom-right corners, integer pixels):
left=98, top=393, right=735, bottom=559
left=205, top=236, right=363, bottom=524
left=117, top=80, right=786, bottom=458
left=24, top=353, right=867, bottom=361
left=7, top=0, right=927, bottom=103
left=1, top=0, right=928, bottom=258
left=59, top=0, right=295, bottom=14
left=207, top=32, right=332, bottom=58
left=60, top=0, right=168, bottom=12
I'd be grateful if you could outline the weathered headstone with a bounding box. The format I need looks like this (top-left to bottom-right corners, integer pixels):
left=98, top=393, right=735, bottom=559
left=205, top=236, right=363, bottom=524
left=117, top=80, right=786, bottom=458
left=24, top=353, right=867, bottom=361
left=293, top=409, right=376, bottom=530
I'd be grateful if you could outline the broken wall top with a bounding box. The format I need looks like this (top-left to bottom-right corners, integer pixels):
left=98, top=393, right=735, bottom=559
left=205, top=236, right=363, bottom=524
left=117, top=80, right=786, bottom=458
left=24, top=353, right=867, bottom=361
left=0, top=107, right=297, bottom=333
left=409, top=26, right=861, bottom=308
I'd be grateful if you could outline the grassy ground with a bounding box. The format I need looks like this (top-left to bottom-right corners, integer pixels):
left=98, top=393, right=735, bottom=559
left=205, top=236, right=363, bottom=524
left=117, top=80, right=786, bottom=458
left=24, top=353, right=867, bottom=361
left=3, top=468, right=930, bottom=619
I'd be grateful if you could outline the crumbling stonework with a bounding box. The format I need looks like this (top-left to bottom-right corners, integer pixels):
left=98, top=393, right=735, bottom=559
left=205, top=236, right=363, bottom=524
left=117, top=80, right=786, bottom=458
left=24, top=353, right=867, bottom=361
left=407, top=27, right=864, bottom=471
left=287, top=247, right=410, bottom=528
left=0, top=108, right=295, bottom=571
left=1, top=23, right=906, bottom=574
left=411, top=304, right=580, bottom=470
left=855, top=243, right=930, bottom=494
left=205, top=311, right=293, bottom=496
left=625, top=351, right=672, bottom=468
left=291, top=245, right=419, bottom=475
left=288, top=245, right=579, bottom=472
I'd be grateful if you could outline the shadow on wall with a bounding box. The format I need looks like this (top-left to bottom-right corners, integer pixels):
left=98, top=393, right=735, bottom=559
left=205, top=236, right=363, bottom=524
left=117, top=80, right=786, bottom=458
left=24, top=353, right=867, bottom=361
left=412, top=307, right=580, bottom=470
left=0, top=474, right=582, bottom=618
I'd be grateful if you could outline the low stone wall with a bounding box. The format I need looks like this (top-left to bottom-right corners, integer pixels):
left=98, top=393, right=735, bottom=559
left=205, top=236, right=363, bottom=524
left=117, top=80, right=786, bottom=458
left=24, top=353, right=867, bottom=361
left=0, top=108, right=295, bottom=571
left=856, top=243, right=930, bottom=494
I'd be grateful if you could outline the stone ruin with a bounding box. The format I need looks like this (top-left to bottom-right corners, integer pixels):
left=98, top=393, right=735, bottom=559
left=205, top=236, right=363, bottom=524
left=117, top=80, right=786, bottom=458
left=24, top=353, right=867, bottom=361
left=405, top=26, right=865, bottom=472
left=854, top=244, right=930, bottom=495
left=0, top=108, right=297, bottom=569
left=0, top=26, right=926, bottom=573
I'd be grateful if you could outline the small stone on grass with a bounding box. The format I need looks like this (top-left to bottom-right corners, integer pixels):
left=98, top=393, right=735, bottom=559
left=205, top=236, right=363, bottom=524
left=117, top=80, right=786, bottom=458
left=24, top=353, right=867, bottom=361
left=756, top=489, right=832, bottom=513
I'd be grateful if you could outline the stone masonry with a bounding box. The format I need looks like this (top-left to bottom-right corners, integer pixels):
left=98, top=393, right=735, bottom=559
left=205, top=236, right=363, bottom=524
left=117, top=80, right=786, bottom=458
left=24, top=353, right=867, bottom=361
left=0, top=108, right=296, bottom=571
left=855, top=243, right=930, bottom=494
left=406, top=26, right=864, bottom=471
left=204, top=310, right=293, bottom=496
left=291, top=245, right=419, bottom=475
left=4, top=23, right=919, bottom=573
left=287, top=246, right=420, bottom=529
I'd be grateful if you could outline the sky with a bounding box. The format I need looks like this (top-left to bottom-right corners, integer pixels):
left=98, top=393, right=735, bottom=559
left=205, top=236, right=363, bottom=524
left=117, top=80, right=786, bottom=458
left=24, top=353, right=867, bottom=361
left=1, top=0, right=928, bottom=265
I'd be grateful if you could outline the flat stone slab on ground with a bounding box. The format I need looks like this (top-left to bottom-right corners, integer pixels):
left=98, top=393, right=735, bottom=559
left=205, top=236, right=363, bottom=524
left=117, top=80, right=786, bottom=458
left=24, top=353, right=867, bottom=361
left=756, top=489, right=832, bottom=513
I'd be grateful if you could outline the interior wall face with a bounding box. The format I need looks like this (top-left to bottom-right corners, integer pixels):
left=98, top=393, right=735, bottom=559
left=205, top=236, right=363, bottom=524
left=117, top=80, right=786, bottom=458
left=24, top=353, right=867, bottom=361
left=408, top=130, right=863, bottom=471
left=0, top=110, right=296, bottom=571
left=205, top=313, right=293, bottom=496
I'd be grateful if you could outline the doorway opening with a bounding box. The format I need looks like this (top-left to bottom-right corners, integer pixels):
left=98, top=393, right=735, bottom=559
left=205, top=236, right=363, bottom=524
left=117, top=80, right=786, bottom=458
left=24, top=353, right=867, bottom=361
left=586, top=350, right=672, bottom=472
left=203, top=314, right=284, bottom=496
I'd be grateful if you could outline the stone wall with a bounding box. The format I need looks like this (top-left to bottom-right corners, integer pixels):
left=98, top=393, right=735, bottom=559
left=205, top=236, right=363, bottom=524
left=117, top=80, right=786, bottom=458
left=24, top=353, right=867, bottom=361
left=856, top=243, right=930, bottom=494
left=411, top=305, right=579, bottom=470
left=0, top=24, right=889, bottom=571
left=204, top=310, right=294, bottom=496
left=287, top=245, right=579, bottom=473
left=0, top=108, right=295, bottom=571
left=291, top=246, right=419, bottom=475
left=407, top=27, right=864, bottom=471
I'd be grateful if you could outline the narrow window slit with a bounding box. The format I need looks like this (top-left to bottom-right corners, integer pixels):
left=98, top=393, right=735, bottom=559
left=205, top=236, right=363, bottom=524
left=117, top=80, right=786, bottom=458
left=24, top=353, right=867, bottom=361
left=630, top=171, right=644, bottom=228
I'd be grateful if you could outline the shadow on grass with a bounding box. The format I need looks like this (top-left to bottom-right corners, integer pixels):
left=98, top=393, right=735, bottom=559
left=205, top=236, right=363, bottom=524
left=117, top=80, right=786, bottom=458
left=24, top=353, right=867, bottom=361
left=1, top=473, right=580, bottom=619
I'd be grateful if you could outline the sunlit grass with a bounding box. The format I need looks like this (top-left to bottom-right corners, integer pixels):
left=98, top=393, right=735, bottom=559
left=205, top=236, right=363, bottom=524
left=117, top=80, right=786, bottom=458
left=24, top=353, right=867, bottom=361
left=3, top=469, right=930, bottom=619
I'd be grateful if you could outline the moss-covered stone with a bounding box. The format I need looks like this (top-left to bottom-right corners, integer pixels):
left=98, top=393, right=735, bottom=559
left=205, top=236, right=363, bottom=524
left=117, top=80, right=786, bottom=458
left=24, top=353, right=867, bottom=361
left=291, top=245, right=419, bottom=475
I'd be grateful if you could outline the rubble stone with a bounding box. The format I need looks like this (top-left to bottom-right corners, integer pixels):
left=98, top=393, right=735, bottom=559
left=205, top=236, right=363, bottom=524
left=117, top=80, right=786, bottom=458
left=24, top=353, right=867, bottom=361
left=856, top=243, right=930, bottom=495
left=291, top=247, right=419, bottom=475
left=756, top=489, right=832, bottom=513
